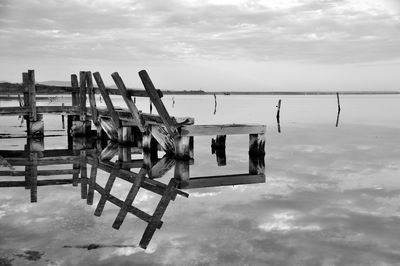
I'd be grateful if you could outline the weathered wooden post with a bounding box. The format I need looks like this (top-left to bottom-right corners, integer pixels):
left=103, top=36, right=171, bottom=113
left=140, top=177, right=179, bottom=249
left=142, top=127, right=159, bottom=154
left=22, top=70, right=43, bottom=137
left=212, top=135, right=226, bottom=149
left=249, top=133, right=265, bottom=156
left=80, top=149, right=88, bottom=199
left=249, top=154, right=265, bottom=175
left=211, top=135, right=226, bottom=166
left=112, top=168, right=147, bottom=230
left=174, top=159, right=190, bottom=187
left=93, top=72, right=119, bottom=141
left=71, top=71, right=91, bottom=136
left=213, top=93, right=217, bottom=115
left=336, top=92, right=341, bottom=127
left=67, top=74, right=80, bottom=147
left=111, top=72, right=143, bottom=145
left=29, top=152, right=38, bottom=203
left=87, top=150, right=98, bottom=205
left=175, top=136, right=192, bottom=160
left=86, top=71, right=102, bottom=137
left=276, top=99, right=281, bottom=133
left=94, top=163, right=119, bottom=217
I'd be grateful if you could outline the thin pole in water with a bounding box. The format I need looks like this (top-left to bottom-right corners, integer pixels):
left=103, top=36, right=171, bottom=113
left=336, top=92, right=341, bottom=127
left=276, top=99, right=281, bottom=133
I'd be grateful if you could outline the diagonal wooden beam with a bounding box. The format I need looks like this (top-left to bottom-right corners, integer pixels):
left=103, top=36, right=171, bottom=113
left=93, top=72, right=120, bottom=129
left=138, top=70, right=178, bottom=138
left=112, top=167, right=147, bottom=229
left=111, top=72, right=145, bottom=132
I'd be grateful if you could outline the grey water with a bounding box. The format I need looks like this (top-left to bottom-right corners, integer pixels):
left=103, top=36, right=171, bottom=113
left=1, top=94, right=400, bottom=265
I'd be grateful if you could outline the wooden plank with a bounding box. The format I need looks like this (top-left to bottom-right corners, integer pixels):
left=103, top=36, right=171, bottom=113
left=99, top=87, right=162, bottom=98
left=111, top=72, right=145, bottom=132
left=179, top=174, right=265, bottom=189
left=80, top=150, right=88, bottom=199
left=94, top=163, right=120, bottom=217
left=0, top=106, right=79, bottom=116
left=5, top=156, right=80, bottom=166
left=87, top=155, right=98, bottom=205
left=22, top=72, right=30, bottom=132
left=79, top=71, right=87, bottom=121
left=0, top=169, right=76, bottom=176
left=93, top=72, right=120, bottom=128
left=71, top=75, right=80, bottom=104
left=86, top=72, right=99, bottom=127
left=138, top=70, right=178, bottom=137
left=142, top=113, right=194, bottom=126
left=94, top=107, right=192, bottom=127
left=91, top=182, right=162, bottom=228
left=0, top=179, right=78, bottom=187
left=112, top=168, right=147, bottom=229
left=27, top=70, right=37, bottom=121
left=147, top=156, right=175, bottom=179
left=180, top=124, right=266, bottom=136
left=140, top=178, right=180, bottom=249
left=175, top=136, right=191, bottom=160
left=86, top=156, right=189, bottom=198
left=0, top=148, right=78, bottom=158
left=150, top=125, right=175, bottom=154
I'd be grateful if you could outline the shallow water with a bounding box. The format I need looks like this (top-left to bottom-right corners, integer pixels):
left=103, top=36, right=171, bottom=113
left=1, top=95, right=400, bottom=265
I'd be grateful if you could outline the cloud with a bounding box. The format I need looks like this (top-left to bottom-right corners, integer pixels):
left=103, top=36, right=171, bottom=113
left=0, top=0, right=399, bottom=64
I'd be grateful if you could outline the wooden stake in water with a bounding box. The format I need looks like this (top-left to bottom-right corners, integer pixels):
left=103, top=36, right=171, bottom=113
left=61, top=103, right=65, bottom=129
left=336, top=92, right=341, bottom=127
left=213, top=93, right=217, bottom=115
left=276, top=99, right=281, bottom=133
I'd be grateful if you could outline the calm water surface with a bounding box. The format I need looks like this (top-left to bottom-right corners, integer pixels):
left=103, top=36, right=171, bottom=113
left=1, top=95, right=400, bottom=265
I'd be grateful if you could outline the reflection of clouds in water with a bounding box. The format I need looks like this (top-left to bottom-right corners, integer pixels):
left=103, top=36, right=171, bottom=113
left=258, top=212, right=321, bottom=232
left=190, top=192, right=220, bottom=198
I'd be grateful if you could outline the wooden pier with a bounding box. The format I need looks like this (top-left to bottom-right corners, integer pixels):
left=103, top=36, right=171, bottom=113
left=0, top=69, right=266, bottom=160
left=0, top=137, right=265, bottom=249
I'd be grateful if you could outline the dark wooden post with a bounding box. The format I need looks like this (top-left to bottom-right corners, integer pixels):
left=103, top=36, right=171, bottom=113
left=212, top=135, right=226, bottom=149
left=68, top=74, right=80, bottom=147
left=29, top=152, right=38, bottom=203
left=86, top=71, right=101, bottom=137
left=276, top=99, right=281, bottom=133
left=22, top=72, right=30, bottom=132
left=174, top=160, right=190, bottom=187
left=211, top=135, right=226, bottom=166
left=80, top=150, right=88, bottom=199
left=111, top=72, right=143, bottom=144
left=112, top=168, right=147, bottom=230
left=93, top=72, right=119, bottom=141
left=23, top=70, right=43, bottom=137
left=249, top=133, right=265, bottom=156
left=142, top=127, right=159, bottom=154
left=175, top=136, right=191, bottom=160
left=140, top=178, right=179, bottom=249
left=71, top=71, right=91, bottom=136
left=138, top=70, right=178, bottom=137
left=336, top=92, right=341, bottom=127
left=94, top=162, right=120, bottom=217
left=87, top=152, right=98, bottom=205
left=249, top=155, right=265, bottom=175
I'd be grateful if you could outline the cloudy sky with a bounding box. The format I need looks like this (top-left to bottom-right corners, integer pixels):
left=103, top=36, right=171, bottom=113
left=0, top=0, right=399, bottom=91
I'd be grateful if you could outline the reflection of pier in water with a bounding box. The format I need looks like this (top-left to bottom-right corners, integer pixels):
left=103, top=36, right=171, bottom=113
left=0, top=136, right=265, bottom=249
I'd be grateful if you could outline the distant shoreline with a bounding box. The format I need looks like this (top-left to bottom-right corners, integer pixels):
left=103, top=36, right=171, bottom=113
left=1, top=90, right=399, bottom=101
left=162, top=90, right=400, bottom=96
